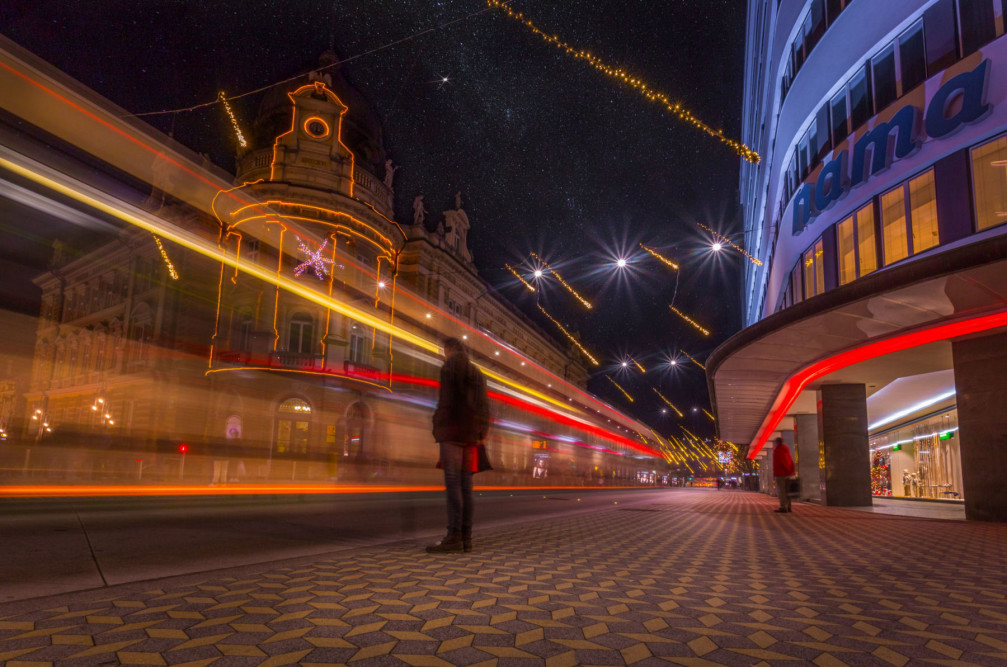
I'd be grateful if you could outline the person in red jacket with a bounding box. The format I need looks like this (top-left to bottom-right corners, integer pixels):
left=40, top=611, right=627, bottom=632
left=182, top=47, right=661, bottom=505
left=772, top=436, right=796, bottom=513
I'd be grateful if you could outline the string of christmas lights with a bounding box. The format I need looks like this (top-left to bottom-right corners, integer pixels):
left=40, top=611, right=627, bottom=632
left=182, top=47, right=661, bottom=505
left=680, top=349, right=706, bottom=371
left=606, top=376, right=634, bottom=403
left=218, top=92, right=247, bottom=148
left=530, top=253, right=592, bottom=308
left=639, top=243, right=679, bottom=271
left=486, top=0, right=761, bottom=163
left=703, top=408, right=716, bottom=422
left=652, top=388, right=683, bottom=418
left=152, top=235, right=179, bottom=280
left=697, top=222, right=763, bottom=266
left=505, top=263, right=536, bottom=292
left=630, top=358, right=646, bottom=373
left=669, top=305, right=710, bottom=336
left=537, top=304, right=599, bottom=365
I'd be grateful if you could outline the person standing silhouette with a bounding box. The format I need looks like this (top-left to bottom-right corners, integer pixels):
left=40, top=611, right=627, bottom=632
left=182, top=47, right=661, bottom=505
left=773, top=436, right=796, bottom=513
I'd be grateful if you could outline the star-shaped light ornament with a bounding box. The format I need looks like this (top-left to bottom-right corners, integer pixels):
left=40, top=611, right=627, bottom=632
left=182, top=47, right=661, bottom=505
left=293, top=238, right=335, bottom=279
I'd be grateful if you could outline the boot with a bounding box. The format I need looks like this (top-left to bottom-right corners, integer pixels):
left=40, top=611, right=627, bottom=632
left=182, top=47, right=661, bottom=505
left=426, top=532, right=464, bottom=553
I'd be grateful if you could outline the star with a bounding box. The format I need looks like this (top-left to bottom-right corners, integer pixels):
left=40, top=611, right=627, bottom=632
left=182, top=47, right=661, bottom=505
left=293, top=238, right=335, bottom=279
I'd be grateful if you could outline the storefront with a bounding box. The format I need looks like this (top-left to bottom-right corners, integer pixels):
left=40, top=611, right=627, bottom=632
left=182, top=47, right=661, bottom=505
left=869, top=408, right=963, bottom=501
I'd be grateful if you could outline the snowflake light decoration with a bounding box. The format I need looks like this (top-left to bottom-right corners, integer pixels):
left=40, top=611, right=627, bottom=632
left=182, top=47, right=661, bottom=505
left=293, top=238, right=335, bottom=279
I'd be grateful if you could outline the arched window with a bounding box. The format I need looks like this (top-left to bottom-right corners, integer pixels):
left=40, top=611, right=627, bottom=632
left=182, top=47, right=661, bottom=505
left=288, top=313, right=314, bottom=354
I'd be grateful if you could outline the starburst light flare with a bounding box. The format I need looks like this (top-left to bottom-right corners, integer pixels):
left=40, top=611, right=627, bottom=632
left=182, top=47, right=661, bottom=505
left=669, top=306, right=710, bottom=336
left=652, top=388, right=683, bottom=418
left=639, top=244, right=679, bottom=271
left=505, top=263, right=536, bottom=292
left=537, top=304, right=599, bottom=366
left=606, top=376, right=634, bottom=403
left=293, top=238, right=335, bottom=279
left=529, top=253, right=591, bottom=308
left=697, top=222, right=763, bottom=266
left=680, top=349, right=706, bottom=371
left=219, top=91, right=247, bottom=148
left=485, top=0, right=760, bottom=163
left=152, top=235, right=179, bottom=280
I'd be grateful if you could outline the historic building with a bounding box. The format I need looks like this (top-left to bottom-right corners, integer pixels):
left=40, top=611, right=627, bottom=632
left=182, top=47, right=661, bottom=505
left=8, top=43, right=660, bottom=484
left=712, top=0, right=1007, bottom=519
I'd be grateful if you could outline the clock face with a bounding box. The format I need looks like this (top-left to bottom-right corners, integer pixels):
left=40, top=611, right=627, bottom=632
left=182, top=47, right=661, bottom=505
left=303, top=117, right=330, bottom=139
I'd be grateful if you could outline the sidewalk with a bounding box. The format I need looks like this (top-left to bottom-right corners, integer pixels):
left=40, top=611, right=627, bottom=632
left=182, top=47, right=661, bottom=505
left=2, top=489, right=1006, bottom=666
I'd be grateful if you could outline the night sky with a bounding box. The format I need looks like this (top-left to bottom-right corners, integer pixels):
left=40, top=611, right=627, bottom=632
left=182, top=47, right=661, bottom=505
left=1, top=0, right=746, bottom=438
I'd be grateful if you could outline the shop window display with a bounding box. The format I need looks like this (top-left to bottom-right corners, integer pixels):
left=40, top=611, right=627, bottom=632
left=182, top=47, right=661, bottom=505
left=871, top=450, right=892, bottom=496
left=869, top=408, right=962, bottom=500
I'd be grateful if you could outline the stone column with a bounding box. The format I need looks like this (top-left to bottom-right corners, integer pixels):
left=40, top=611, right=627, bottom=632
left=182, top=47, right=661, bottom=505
left=794, top=414, right=821, bottom=502
left=817, top=383, right=871, bottom=506
left=951, top=331, right=1007, bottom=522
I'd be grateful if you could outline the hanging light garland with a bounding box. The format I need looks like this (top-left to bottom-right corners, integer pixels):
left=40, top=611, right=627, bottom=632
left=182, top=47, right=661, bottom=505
left=652, top=387, right=683, bottom=418
left=219, top=91, right=247, bottom=148
left=630, top=357, right=646, bottom=373
left=697, top=222, right=763, bottom=266
left=529, top=252, right=592, bottom=309
left=152, top=235, right=179, bottom=280
left=606, top=376, right=634, bottom=403
left=485, top=0, right=760, bottom=164
left=669, top=305, right=710, bottom=337
left=639, top=243, right=679, bottom=271
left=703, top=408, right=716, bottom=422
left=505, top=263, right=536, bottom=292
left=537, top=304, right=599, bottom=365
left=680, top=349, right=706, bottom=371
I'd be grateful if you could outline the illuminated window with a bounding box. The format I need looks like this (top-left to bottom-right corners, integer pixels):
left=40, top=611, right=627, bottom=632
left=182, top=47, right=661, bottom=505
left=814, top=239, right=825, bottom=295
left=837, top=215, right=856, bottom=285
left=802, top=238, right=823, bottom=299
left=856, top=204, right=877, bottom=275
left=971, top=134, right=1007, bottom=232
left=909, top=171, right=939, bottom=253
left=881, top=187, right=909, bottom=265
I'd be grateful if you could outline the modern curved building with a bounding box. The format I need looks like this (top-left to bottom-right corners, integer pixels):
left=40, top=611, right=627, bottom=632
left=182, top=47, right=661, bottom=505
left=711, top=0, right=1007, bottom=519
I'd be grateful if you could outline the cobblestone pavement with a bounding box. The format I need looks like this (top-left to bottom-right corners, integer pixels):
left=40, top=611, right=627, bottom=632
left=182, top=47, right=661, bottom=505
left=2, top=489, right=1007, bottom=666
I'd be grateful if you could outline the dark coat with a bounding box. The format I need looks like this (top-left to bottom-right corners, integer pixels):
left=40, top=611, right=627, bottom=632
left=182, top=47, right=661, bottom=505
left=432, top=350, right=490, bottom=444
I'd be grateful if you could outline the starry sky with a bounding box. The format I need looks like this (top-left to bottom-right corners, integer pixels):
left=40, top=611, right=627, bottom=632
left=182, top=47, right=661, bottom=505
left=1, top=0, right=747, bottom=438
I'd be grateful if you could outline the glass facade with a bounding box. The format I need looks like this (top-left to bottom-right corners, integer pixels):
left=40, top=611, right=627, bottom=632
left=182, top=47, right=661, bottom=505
left=971, top=133, right=1007, bottom=231
left=870, top=408, right=962, bottom=500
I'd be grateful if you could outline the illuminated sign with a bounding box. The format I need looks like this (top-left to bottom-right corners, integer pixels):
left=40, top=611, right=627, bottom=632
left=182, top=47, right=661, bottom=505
left=794, top=60, right=991, bottom=235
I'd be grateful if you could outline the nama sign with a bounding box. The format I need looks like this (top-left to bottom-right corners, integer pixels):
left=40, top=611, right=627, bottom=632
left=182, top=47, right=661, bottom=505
left=793, top=59, right=992, bottom=235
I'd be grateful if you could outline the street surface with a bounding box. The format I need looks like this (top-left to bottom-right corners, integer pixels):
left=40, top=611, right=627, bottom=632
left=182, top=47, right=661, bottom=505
left=1, top=488, right=1005, bottom=665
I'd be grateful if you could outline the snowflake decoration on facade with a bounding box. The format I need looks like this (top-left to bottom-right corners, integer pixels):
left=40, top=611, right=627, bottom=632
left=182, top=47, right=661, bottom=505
left=293, top=238, right=334, bottom=279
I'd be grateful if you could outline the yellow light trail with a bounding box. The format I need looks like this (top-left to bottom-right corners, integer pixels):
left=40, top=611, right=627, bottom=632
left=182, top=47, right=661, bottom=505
left=530, top=252, right=592, bottom=309
left=505, top=262, right=536, bottom=292
left=537, top=304, right=599, bottom=366
left=152, top=235, right=179, bottom=280
left=698, top=222, right=763, bottom=266
left=680, top=349, right=706, bottom=371
left=486, top=0, right=760, bottom=164
left=606, top=376, right=634, bottom=403
left=670, top=305, right=710, bottom=336
left=652, top=387, right=683, bottom=418
left=219, top=91, right=247, bottom=148
left=639, top=243, right=679, bottom=271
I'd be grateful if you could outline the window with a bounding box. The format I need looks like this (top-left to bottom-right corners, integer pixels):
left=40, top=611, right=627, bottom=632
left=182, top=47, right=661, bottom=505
left=925, top=0, right=959, bottom=74
left=245, top=239, right=259, bottom=263
left=349, top=330, right=368, bottom=364
left=813, top=104, right=831, bottom=163
left=898, top=19, right=926, bottom=95
left=805, top=0, right=827, bottom=54
left=856, top=204, right=878, bottom=276
left=288, top=314, right=313, bottom=354
left=882, top=169, right=941, bottom=265
left=971, top=134, right=1007, bottom=231
left=837, top=216, right=856, bottom=285
left=881, top=186, right=909, bottom=265
left=814, top=239, right=825, bottom=296
left=872, top=45, right=897, bottom=112
left=802, top=238, right=824, bottom=299
left=830, top=88, right=849, bottom=146
left=791, top=265, right=803, bottom=304
left=958, top=0, right=996, bottom=57
left=909, top=171, right=939, bottom=253
left=849, top=65, right=872, bottom=130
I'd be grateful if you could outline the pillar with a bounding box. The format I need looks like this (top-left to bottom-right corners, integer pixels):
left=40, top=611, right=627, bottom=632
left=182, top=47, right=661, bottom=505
left=951, top=331, right=1007, bottom=522
left=794, top=414, right=821, bottom=502
left=817, top=383, right=871, bottom=506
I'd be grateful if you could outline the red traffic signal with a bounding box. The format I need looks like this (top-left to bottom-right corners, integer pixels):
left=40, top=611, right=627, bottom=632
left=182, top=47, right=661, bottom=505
left=178, top=443, right=189, bottom=454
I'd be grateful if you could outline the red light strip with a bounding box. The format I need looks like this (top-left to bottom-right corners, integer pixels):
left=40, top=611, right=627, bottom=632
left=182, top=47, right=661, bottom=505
left=746, top=309, right=1007, bottom=459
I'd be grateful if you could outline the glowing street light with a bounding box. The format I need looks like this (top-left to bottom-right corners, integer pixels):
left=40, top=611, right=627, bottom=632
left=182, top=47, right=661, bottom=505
left=711, top=242, right=723, bottom=252
left=533, top=269, right=544, bottom=278
left=616, top=258, right=628, bottom=268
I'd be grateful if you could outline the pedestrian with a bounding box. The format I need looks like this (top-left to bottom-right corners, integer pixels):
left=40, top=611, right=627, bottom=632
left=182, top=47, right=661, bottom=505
left=773, top=436, right=795, bottom=513
left=427, top=337, right=490, bottom=553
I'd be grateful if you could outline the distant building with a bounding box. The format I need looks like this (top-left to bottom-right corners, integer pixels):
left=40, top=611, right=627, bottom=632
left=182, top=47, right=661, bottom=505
left=713, top=0, right=1007, bottom=519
